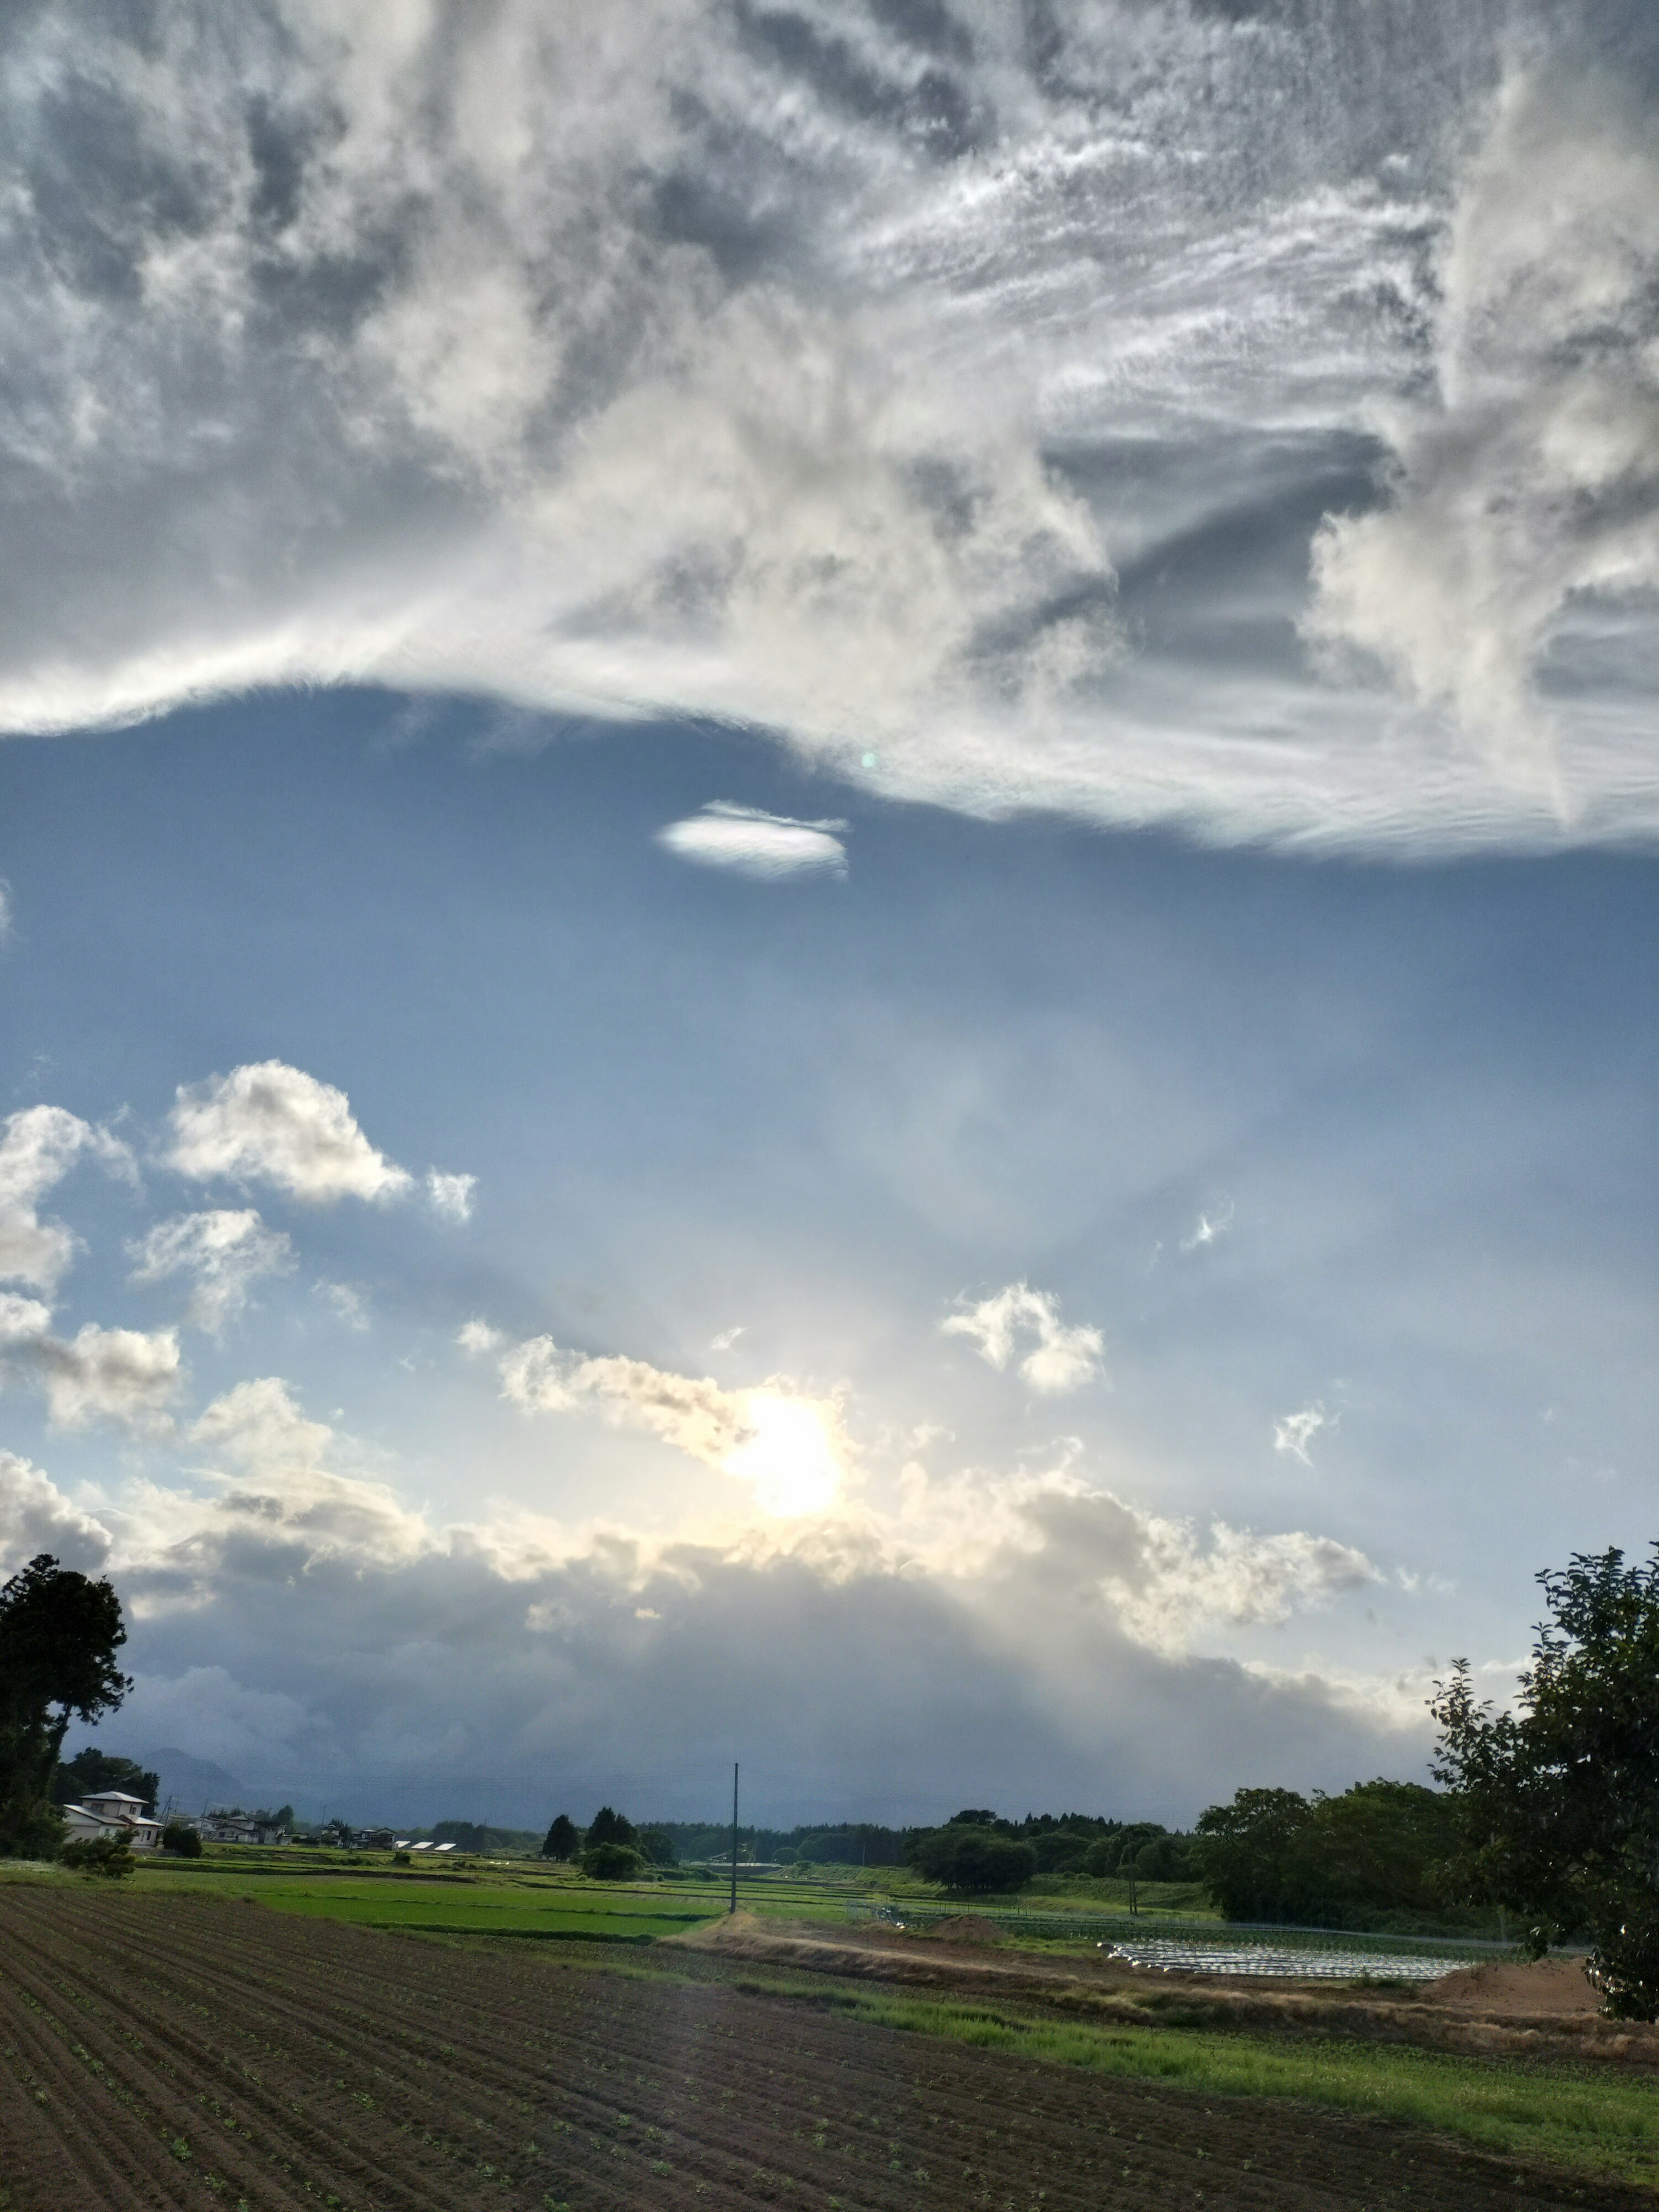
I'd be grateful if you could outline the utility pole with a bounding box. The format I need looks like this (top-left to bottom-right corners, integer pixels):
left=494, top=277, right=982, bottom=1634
left=729, top=1763, right=739, bottom=1916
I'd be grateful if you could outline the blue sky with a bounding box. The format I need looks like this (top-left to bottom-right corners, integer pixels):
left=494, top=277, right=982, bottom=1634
left=0, top=0, right=1655, bottom=1828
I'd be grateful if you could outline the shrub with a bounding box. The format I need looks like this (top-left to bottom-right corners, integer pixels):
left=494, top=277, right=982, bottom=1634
left=161, top=1819, right=203, bottom=1858
left=61, top=1833, right=135, bottom=1879
left=581, top=1841, right=646, bottom=1881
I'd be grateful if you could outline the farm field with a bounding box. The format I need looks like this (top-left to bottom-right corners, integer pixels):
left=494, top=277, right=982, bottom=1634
left=3, top=1888, right=1656, bottom=2212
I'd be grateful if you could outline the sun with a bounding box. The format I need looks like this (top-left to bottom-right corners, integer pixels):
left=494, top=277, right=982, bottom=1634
left=724, top=1392, right=842, bottom=1518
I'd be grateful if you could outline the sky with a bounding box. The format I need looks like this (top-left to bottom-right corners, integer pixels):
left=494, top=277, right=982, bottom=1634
left=0, top=0, right=1654, bottom=1831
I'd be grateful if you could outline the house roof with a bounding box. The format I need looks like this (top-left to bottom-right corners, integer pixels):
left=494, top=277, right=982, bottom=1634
left=82, top=1791, right=150, bottom=1808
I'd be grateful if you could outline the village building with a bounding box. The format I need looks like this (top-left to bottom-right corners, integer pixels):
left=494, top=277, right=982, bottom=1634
left=61, top=1790, right=165, bottom=1851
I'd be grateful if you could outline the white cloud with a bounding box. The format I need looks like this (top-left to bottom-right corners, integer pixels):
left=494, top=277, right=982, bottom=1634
left=187, top=1378, right=429, bottom=1567
left=890, top=1462, right=1378, bottom=1658
left=1180, top=1201, right=1234, bottom=1252
left=0, top=1105, right=136, bottom=1292
left=1273, top=1404, right=1330, bottom=1466
left=658, top=805, right=848, bottom=881
left=497, top=1333, right=847, bottom=1518
left=0, top=879, right=11, bottom=943
left=167, top=1062, right=413, bottom=1203
left=128, top=1208, right=293, bottom=1333
left=1306, top=67, right=1659, bottom=780
left=0, top=1449, right=112, bottom=1573
left=0, top=1289, right=181, bottom=1435
left=941, top=1282, right=1103, bottom=1395
left=709, top=1324, right=744, bottom=1352
left=315, top=1281, right=370, bottom=1331
left=23, top=1321, right=182, bottom=1434
left=0, top=1292, right=54, bottom=1344
left=0, top=8, right=1649, bottom=852
left=457, top=1318, right=504, bottom=1355
left=425, top=1169, right=476, bottom=1222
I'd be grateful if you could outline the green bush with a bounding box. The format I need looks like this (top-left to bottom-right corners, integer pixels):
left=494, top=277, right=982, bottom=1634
left=581, top=1841, right=646, bottom=1881
left=60, top=1833, right=134, bottom=1879
left=161, top=1818, right=203, bottom=1858
left=912, top=1824, right=1036, bottom=1894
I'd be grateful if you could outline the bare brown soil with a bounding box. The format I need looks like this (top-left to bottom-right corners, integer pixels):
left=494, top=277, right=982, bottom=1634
left=678, top=1913, right=1659, bottom=2070
left=0, top=1888, right=1649, bottom=2212
left=1426, top=1956, right=1603, bottom=2017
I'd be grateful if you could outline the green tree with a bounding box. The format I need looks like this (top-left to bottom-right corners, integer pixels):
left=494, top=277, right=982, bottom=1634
left=913, top=1823, right=1036, bottom=1894
left=541, top=1813, right=582, bottom=1861
left=1430, top=1543, right=1659, bottom=2021
left=1308, top=1780, right=1459, bottom=1920
left=636, top=1824, right=677, bottom=1867
left=51, top=1748, right=159, bottom=1808
left=1193, top=1789, right=1317, bottom=1921
left=161, top=1818, right=203, bottom=1858
left=0, top=1555, right=130, bottom=1859
left=581, top=1841, right=645, bottom=1880
left=586, top=1805, right=636, bottom=1849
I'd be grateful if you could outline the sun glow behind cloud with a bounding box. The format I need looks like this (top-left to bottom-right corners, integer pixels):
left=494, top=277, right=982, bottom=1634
left=724, top=1392, right=843, bottom=1518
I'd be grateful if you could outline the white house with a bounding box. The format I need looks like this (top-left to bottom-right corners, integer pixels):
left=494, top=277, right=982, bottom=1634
left=62, top=1790, right=165, bottom=1851
left=199, top=1808, right=286, bottom=1845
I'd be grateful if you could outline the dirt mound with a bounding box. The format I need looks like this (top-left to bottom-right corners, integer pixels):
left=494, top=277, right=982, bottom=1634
left=925, top=1913, right=1006, bottom=1945
left=1425, top=1955, right=1602, bottom=2018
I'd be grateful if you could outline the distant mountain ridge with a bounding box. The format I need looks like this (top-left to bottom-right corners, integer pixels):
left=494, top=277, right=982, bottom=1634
left=146, top=1747, right=249, bottom=1815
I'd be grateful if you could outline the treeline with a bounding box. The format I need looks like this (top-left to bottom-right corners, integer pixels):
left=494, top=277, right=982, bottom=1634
left=1192, top=1781, right=1465, bottom=1932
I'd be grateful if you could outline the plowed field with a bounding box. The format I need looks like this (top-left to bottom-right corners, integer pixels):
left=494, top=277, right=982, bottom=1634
left=0, top=1889, right=1647, bottom=2212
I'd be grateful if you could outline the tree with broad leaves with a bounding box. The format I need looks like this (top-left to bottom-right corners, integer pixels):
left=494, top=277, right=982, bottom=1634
left=1430, top=1543, right=1659, bottom=2021
left=0, top=1554, right=132, bottom=1859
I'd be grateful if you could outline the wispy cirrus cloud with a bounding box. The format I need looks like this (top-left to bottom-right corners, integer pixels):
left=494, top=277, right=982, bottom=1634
left=0, top=7, right=1650, bottom=849
left=128, top=1208, right=294, bottom=1334
left=1305, top=67, right=1659, bottom=776
left=1273, top=1404, right=1332, bottom=1466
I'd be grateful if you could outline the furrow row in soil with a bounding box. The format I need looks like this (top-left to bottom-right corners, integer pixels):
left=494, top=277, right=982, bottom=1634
left=2, top=1891, right=1648, bottom=2212
left=0, top=1921, right=480, bottom=2212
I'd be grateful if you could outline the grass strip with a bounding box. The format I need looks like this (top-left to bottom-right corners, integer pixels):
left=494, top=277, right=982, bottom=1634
left=712, top=1973, right=1659, bottom=2189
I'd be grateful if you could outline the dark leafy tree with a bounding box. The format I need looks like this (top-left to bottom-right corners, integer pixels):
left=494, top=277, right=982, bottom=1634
left=161, top=1819, right=203, bottom=1858
left=586, top=1805, right=637, bottom=1849
left=0, top=1555, right=130, bottom=1859
left=542, top=1813, right=582, bottom=1861
left=581, top=1841, right=645, bottom=1880
left=1431, top=1544, right=1659, bottom=2021
left=51, top=1748, right=159, bottom=1808
left=1193, top=1789, right=1317, bottom=1922
left=636, top=1824, right=677, bottom=1867
left=913, top=1823, right=1036, bottom=1894
left=1193, top=1782, right=1459, bottom=1926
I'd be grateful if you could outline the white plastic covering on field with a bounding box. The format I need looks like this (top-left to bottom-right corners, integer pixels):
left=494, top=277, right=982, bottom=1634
left=1106, top=1940, right=1467, bottom=1981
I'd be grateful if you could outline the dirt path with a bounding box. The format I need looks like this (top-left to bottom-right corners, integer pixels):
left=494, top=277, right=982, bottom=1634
left=0, top=1889, right=1649, bottom=2212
